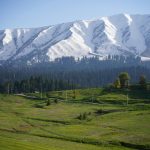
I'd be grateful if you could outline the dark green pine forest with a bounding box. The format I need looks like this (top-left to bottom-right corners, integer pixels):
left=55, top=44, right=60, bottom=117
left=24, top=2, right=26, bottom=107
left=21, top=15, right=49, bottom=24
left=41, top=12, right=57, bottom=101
left=0, top=55, right=150, bottom=93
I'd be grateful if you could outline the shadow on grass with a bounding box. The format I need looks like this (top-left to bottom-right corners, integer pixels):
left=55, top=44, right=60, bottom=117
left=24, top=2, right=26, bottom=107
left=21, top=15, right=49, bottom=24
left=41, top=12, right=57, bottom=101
left=1, top=128, right=149, bottom=150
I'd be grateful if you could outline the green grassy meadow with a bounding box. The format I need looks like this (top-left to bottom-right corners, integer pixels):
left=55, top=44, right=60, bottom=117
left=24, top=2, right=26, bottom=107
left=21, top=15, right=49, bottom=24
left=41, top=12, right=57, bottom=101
left=0, top=88, right=150, bottom=150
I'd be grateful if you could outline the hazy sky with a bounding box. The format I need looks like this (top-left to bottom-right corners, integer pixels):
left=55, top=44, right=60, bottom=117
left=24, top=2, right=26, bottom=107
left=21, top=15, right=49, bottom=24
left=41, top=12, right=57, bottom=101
left=0, top=0, right=150, bottom=29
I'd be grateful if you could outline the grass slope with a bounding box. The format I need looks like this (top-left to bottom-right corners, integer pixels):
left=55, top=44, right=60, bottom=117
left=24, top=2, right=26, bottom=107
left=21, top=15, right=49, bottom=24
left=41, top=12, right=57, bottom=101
left=0, top=88, right=150, bottom=150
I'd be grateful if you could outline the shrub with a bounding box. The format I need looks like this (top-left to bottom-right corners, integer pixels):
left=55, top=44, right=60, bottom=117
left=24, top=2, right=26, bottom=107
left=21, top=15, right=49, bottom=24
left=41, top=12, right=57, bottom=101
left=46, top=99, right=51, bottom=106
left=54, top=98, right=58, bottom=103
left=77, top=112, right=90, bottom=120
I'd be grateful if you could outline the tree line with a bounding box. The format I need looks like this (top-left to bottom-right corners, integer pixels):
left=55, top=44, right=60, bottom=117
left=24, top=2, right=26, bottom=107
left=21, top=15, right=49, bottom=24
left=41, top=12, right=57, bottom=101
left=0, top=76, right=78, bottom=94
left=113, top=72, right=149, bottom=90
left=0, top=55, right=150, bottom=93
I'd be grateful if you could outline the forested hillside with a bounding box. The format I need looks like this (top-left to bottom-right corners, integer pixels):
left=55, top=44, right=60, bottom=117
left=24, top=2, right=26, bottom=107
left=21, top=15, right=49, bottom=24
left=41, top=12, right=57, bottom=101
left=0, top=56, right=150, bottom=93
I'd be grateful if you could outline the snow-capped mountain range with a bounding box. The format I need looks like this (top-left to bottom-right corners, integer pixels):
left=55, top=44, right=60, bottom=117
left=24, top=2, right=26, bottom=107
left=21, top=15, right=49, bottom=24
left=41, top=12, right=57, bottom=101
left=0, top=14, right=150, bottom=65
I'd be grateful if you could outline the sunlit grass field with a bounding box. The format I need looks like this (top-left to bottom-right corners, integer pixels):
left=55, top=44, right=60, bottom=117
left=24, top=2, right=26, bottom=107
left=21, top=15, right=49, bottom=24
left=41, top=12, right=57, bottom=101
left=0, top=88, right=150, bottom=150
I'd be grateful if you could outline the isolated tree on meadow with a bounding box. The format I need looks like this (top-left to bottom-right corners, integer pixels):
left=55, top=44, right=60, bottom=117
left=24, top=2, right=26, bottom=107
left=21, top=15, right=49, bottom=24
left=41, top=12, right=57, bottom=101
left=119, top=72, right=130, bottom=88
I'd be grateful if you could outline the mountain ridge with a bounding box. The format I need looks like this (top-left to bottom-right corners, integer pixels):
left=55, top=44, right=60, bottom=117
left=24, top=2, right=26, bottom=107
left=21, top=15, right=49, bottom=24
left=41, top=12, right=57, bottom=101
left=0, top=13, right=150, bottom=65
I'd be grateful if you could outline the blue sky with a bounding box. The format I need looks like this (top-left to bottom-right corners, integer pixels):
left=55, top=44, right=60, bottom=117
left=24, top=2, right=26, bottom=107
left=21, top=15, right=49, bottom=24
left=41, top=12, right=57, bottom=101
left=0, top=0, right=150, bottom=29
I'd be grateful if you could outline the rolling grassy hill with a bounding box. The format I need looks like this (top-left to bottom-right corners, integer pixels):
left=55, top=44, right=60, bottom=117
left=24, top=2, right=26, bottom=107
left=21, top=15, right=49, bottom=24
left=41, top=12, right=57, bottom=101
left=0, top=88, right=150, bottom=150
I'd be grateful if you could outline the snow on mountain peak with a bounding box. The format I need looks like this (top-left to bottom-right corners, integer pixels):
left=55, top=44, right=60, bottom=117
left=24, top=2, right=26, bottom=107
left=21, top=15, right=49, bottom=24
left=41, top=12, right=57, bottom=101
left=0, top=14, right=150, bottom=64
